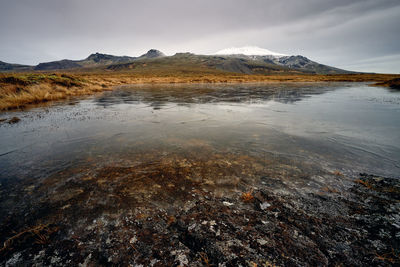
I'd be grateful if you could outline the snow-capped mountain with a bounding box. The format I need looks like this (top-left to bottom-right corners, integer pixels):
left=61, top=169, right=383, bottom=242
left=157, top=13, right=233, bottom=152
left=210, top=46, right=352, bottom=74
left=214, top=46, right=287, bottom=57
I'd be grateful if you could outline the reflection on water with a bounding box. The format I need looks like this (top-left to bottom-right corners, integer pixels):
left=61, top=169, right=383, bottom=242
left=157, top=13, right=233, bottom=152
left=96, top=83, right=337, bottom=109
left=0, top=82, right=399, bottom=187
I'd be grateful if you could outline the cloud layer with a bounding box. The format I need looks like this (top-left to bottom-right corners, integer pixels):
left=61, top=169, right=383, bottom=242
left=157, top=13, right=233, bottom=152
left=1, top=0, right=399, bottom=73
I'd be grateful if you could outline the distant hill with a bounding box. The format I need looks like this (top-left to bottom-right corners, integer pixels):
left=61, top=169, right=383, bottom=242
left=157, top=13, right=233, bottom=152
left=0, top=47, right=352, bottom=74
left=33, top=49, right=165, bottom=71
left=0, top=61, right=33, bottom=71
left=35, top=60, right=82, bottom=71
left=34, top=52, right=139, bottom=70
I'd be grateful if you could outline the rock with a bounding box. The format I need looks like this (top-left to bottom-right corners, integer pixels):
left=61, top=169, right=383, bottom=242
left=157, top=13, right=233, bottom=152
left=223, top=201, right=234, bottom=206
left=257, top=239, right=268, bottom=246
left=260, top=202, right=271, bottom=210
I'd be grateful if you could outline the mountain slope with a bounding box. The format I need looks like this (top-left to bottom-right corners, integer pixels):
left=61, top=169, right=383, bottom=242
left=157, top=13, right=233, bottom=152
left=270, top=55, right=349, bottom=74
left=235, top=54, right=352, bottom=74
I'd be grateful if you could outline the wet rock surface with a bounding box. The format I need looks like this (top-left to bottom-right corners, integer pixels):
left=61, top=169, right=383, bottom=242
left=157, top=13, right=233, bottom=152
left=0, top=150, right=399, bottom=266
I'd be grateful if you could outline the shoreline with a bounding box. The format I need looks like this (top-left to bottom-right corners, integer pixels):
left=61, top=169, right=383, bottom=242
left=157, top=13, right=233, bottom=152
left=1, top=72, right=399, bottom=111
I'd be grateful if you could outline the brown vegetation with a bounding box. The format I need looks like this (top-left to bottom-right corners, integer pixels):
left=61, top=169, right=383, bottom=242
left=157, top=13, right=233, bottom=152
left=1, top=72, right=400, bottom=110
left=0, top=73, right=109, bottom=110
left=355, top=179, right=374, bottom=190
left=241, top=190, right=255, bottom=202
left=0, top=224, right=59, bottom=257
left=373, top=77, right=400, bottom=89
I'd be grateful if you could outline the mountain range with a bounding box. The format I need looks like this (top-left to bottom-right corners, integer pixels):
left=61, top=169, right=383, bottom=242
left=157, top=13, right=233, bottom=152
left=0, top=47, right=352, bottom=75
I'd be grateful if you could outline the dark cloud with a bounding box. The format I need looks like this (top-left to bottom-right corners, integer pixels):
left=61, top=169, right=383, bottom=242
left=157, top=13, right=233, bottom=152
left=0, top=0, right=399, bottom=73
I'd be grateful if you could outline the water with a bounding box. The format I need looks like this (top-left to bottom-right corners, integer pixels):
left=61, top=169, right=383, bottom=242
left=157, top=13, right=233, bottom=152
left=2, top=82, right=400, bottom=265
left=0, top=82, right=399, bottom=188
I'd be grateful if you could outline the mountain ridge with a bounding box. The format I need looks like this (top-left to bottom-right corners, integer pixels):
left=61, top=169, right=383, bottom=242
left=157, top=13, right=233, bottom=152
left=0, top=48, right=352, bottom=74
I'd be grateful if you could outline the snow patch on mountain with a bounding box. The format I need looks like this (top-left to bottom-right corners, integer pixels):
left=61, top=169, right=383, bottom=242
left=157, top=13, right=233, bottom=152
left=214, top=46, right=287, bottom=57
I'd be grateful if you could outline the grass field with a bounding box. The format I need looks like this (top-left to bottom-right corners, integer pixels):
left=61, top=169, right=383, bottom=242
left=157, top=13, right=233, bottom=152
left=1, top=71, right=399, bottom=110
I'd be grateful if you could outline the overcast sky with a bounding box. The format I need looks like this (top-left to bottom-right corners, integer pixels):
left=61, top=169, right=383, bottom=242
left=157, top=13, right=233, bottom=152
left=1, top=0, right=399, bottom=73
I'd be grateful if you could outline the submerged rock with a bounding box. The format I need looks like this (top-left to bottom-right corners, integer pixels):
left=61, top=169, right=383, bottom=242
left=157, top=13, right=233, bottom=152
left=0, top=146, right=398, bottom=266
left=7, top=117, right=20, bottom=124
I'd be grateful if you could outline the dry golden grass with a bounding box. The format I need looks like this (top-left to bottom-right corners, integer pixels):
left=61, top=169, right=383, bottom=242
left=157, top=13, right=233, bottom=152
left=0, top=73, right=108, bottom=110
left=78, top=72, right=400, bottom=84
left=1, top=72, right=399, bottom=110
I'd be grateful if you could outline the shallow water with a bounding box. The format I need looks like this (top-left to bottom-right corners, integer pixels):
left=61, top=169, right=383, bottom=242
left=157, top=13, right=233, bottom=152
left=0, top=82, right=399, bottom=187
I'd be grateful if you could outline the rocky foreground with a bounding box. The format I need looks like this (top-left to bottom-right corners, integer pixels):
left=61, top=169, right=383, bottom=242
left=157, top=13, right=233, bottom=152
left=0, top=152, right=399, bottom=267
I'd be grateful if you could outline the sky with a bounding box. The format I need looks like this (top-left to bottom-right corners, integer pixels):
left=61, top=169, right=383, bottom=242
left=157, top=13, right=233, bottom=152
left=0, top=0, right=399, bottom=73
